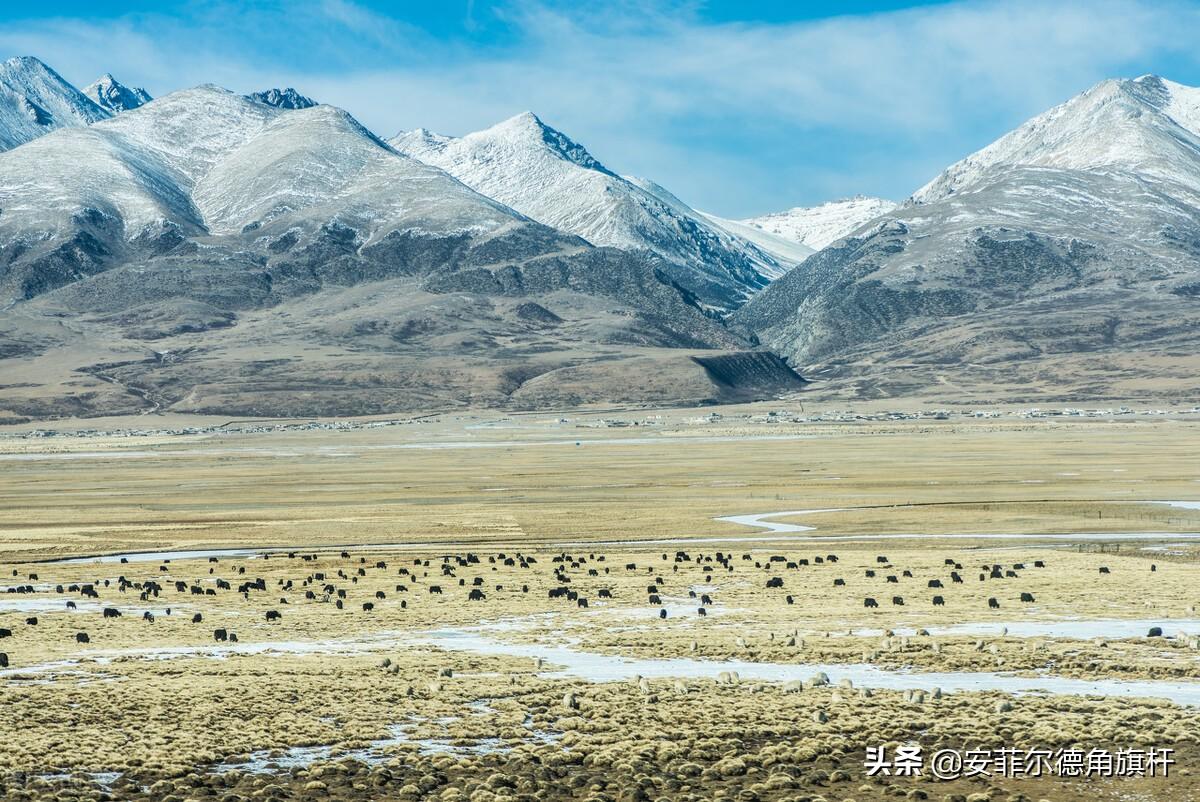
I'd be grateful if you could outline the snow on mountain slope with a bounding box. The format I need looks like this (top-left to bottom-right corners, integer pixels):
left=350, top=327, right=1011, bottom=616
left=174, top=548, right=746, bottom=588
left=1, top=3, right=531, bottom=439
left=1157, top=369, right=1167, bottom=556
left=1, top=85, right=540, bottom=247
left=737, top=196, right=897, bottom=251
left=0, top=56, right=109, bottom=151
left=394, top=127, right=453, bottom=154
left=622, top=175, right=794, bottom=280
left=628, top=174, right=806, bottom=273
left=84, top=73, right=152, bottom=113
left=391, top=113, right=785, bottom=309
left=97, top=86, right=280, bottom=187
left=0, top=87, right=280, bottom=237
left=697, top=212, right=814, bottom=268
left=0, top=84, right=585, bottom=305
left=913, top=75, right=1200, bottom=204
left=390, top=114, right=642, bottom=252
left=194, top=103, right=521, bottom=238
left=247, top=88, right=317, bottom=110
left=0, top=123, right=205, bottom=236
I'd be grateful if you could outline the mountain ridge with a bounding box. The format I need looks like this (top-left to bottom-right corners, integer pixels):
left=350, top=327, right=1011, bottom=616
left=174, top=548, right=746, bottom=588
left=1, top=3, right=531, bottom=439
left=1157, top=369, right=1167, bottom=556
left=735, top=196, right=898, bottom=251
left=248, top=87, right=318, bottom=110
left=4, top=59, right=1200, bottom=417
left=84, top=73, right=152, bottom=113
left=912, top=74, right=1200, bottom=205
left=0, top=77, right=798, bottom=421
left=737, top=74, right=1200, bottom=402
left=391, top=113, right=791, bottom=311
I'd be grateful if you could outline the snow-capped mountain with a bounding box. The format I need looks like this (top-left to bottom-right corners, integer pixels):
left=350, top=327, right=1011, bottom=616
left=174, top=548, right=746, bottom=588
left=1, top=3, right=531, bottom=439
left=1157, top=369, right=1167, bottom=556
left=391, top=112, right=789, bottom=309
left=247, top=88, right=317, bottom=110
left=0, top=78, right=789, bottom=420
left=9, top=54, right=1197, bottom=413
left=84, top=73, right=152, bottom=113
left=739, top=74, right=1200, bottom=401
left=733, top=196, right=897, bottom=251
left=0, top=86, right=550, bottom=296
left=913, top=75, right=1200, bottom=205
left=0, top=56, right=109, bottom=151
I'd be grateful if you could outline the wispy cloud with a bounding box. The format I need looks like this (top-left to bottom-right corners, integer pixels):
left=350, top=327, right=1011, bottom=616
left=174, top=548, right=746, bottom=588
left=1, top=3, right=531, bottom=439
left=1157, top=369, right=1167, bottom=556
left=2, top=0, right=1199, bottom=215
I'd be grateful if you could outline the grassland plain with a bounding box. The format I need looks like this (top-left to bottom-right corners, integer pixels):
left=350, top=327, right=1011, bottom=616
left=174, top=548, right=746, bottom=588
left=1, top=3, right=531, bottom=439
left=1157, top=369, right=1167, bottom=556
left=1, top=406, right=1199, bottom=801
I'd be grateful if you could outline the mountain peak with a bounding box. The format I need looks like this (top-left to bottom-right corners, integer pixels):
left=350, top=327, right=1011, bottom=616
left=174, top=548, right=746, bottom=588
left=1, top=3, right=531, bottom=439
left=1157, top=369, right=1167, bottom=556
left=1, top=55, right=71, bottom=88
left=247, top=87, right=318, bottom=110
left=390, top=126, right=453, bottom=158
left=83, top=73, right=152, bottom=113
left=3, top=55, right=53, bottom=74
left=506, top=110, right=543, bottom=126
left=393, top=113, right=780, bottom=308
left=0, top=55, right=109, bottom=151
left=912, top=74, right=1200, bottom=204
left=486, top=111, right=614, bottom=175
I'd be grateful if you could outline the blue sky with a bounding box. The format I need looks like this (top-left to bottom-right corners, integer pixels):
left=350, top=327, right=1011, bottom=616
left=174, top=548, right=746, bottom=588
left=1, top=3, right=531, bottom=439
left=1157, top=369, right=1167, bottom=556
left=4, top=0, right=1200, bottom=217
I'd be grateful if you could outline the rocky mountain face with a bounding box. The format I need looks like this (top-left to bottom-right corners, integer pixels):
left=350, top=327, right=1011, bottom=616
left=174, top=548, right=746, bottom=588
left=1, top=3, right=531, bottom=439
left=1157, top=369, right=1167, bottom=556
left=0, top=83, right=802, bottom=421
left=391, top=113, right=790, bottom=311
left=0, top=57, right=109, bottom=150
left=248, top=88, right=317, bottom=110
left=623, top=177, right=803, bottom=279
left=83, top=73, right=152, bottom=113
left=737, top=75, right=1200, bottom=402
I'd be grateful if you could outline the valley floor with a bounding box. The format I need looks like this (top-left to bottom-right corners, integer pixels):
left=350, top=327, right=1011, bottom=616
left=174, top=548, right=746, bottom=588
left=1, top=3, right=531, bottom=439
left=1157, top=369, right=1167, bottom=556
left=1, top=403, right=1199, bottom=801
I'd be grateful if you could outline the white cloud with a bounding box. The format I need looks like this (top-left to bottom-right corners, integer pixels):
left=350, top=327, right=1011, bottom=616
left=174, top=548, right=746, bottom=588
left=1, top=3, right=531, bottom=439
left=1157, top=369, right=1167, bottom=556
left=2, top=0, right=1198, bottom=214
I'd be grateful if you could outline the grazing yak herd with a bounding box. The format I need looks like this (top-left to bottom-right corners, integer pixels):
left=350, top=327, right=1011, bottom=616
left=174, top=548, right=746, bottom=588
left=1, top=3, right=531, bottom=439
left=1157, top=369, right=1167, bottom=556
left=0, top=545, right=1135, bottom=670
left=857, top=556, right=1058, bottom=611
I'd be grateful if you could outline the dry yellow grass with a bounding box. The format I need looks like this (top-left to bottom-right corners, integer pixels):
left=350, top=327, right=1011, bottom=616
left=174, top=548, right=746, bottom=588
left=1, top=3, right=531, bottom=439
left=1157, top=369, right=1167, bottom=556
left=1, top=408, right=1199, bottom=800
left=0, top=410, right=1198, bottom=560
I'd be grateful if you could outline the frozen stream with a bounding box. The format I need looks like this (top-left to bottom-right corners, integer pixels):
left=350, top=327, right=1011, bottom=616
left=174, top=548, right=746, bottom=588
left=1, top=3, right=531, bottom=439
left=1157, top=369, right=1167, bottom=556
left=213, top=711, right=561, bottom=774
left=850, top=619, right=1200, bottom=640
left=1158, top=501, right=1200, bottom=511
left=702, top=502, right=1200, bottom=544
left=712, top=509, right=845, bottom=533
left=412, top=628, right=1200, bottom=705
left=6, top=615, right=1200, bottom=703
